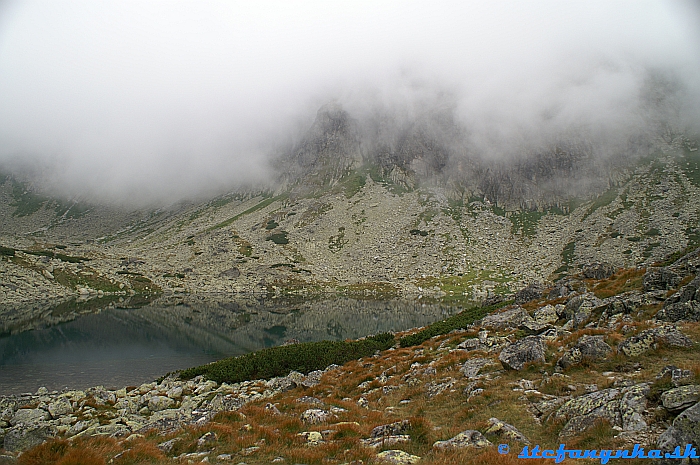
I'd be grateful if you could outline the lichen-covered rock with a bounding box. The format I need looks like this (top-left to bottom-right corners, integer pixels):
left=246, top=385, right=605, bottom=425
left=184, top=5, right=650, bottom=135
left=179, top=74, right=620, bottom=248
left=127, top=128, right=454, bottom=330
left=297, top=431, right=324, bottom=445
left=484, top=417, right=530, bottom=444
left=557, top=335, right=612, bottom=369
left=533, top=305, right=559, bottom=325
left=300, top=409, right=331, bottom=424
left=618, top=326, right=693, bottom=357
left=301, top=370, right=324, bottom=387
left=657, top=401, right=700, bottom=454
left=656, top=301, right=700, bottom=323
left=661, top=385, right=700, bottom=412
left=370, top=420, right=411, bottom=438
left=376, top=449, right=421, bottom=464
left=561, top=293, right=603, bottom=328
left=47, top=397, right=73, bottom=419
left=480, top=307, right=535, bottom=330
left=499, top=336, right=545, bottom=371
left=433, top=430, right=492, bottom=450
left=643, top=267, right=681, bottom=292
left=148, top=396, right=175, bottom=412
left=552, top=384, right=649, bottom=437
left=3, top=424, right=55, bottom=452
left=10, top=408, right=49, bottom=426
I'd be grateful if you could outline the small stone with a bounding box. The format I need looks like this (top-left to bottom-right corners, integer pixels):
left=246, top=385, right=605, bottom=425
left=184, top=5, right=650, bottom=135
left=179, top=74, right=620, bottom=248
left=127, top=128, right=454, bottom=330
left=433, top=430, right=492, bottom=450
left=376, top=449, right=421, bottom=464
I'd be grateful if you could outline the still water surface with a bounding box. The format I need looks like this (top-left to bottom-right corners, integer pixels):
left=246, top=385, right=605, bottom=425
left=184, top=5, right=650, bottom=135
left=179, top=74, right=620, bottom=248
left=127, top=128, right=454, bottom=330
left=0, top=296, right=459, bottom=394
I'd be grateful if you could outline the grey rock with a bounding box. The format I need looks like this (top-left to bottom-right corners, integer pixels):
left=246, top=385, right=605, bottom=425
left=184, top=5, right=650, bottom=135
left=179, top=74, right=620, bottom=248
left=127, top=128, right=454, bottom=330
left=499, top=336, right=545, bottom=371
left=433, top=430, right=492, bottom=450
left=218, top=267, right=240, bottom=278
left=3, top=424, right=55, bottom=452
left=557, top=335, right=612, bottom=369
left=370, top=420, right=411, bottom=438
left=657, top=365, right=694, bottom=386
left=300, top=409, right=331, bottom=424
left=197, top=431, right=217, bottom=448
left=301, top=370, right=323, bottom=387
left=148, top=396, right=175, bottom=412
left=643, top=267, right=681, bottom=292
left=480, top=307, right=534, bottom=330
left=515, top=283, right=545, bottom=304
left=460, top=358, right=494, bottom=379
left=376, top=449, right=421, bottom=464
left=533, top=305, right=559, bottom=325
left=264, top=403, right=281, bottom=415
left=484, top=417, right=530, bottom=444
left=618, top=326, right=693, bottom=357
left=661, top=385, right=700, bottom=412
left=47, top=397, right=73, bottom=419
left=157, top=437, right=182, bottom=453
left=10, top=408, right=49, bottom=426
left=582, top=263, right=615, bottom=280
left=656, top=301, right=700, bottom=323
left=619, top=383, right=648, bottom=432
left=561, top=293, right=603, bottom=328
left=657, top=401, right=700, bottom=453
left=0, top=454, right=17, bottom=465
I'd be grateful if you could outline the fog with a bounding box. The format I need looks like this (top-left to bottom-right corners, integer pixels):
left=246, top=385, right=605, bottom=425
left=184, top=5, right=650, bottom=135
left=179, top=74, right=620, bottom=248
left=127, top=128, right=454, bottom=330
left=0, top=1, right=699, bottom=206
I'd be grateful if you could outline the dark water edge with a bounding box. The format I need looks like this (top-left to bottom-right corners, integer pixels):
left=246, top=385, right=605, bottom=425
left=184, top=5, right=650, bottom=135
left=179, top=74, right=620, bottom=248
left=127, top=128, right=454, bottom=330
left=0, top=295, right=461, bottom=395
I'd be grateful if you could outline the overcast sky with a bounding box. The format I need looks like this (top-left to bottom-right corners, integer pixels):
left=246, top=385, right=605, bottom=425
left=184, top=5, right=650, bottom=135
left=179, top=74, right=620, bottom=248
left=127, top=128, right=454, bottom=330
left=1, top=1, right=699, bottom=205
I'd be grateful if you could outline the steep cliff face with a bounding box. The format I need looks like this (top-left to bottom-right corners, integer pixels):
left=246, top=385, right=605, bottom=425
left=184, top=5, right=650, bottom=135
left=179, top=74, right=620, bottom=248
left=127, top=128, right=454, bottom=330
left=276, top=102, right=651, bottom=212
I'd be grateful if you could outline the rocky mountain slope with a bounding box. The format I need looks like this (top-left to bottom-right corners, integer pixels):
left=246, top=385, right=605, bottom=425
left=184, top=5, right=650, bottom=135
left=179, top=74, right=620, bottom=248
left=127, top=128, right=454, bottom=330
left=1, top=112, right=699, bottom=321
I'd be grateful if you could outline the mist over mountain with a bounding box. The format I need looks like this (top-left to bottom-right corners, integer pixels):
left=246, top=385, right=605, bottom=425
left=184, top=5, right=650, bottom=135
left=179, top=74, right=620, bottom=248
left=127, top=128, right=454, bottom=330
left=1, top=1, right=699, bottom=206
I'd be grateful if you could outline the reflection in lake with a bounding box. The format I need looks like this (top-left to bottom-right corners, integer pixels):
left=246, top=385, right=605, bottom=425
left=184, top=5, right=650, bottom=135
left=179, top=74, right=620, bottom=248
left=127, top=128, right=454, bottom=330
left=0, top=295, right=461, bottom=394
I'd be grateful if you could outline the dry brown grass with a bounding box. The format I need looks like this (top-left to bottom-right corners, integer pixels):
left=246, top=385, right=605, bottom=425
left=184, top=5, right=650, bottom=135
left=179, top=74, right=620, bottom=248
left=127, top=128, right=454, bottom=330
left=588, top=267, right=646, bottom=299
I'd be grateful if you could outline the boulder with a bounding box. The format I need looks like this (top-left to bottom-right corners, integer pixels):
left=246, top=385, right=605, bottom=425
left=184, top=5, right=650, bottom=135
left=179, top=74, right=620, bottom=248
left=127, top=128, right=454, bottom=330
left=661, top=385, right=700, bottom=412
left=3, top=424, right=55, bottom=452
left=643, top=267, right=681, bottom=292
left=657, top=401, right=700, bottom=453
left=484, top=417, right=530, bottom=444
left=499, top=336, right=546, bottom=371
left=460, top=358, right=495, bottom=379
left=533, top=305, right=559, bottom=325
left=557, top=335, right=612, bottom=369
left=47, top=397, right=73, bottom=419
left=515, top=283, right=545, bottom=304
left=376, top=450, right=421, bottom=465
left=301, top=370, right=323, bottom=387
left=656, top=301, right=700, bottom=323
left=561, top=293, right=603, bottom=328
left=480, top=307, right=534, bottom=330
left=582, top=263, right=616, bottom=280
left=433, top=430, right=492, bottom=450
left=148, top=396, right=175, bottom=412
left=300, top=409, right=331, bottom=424
left=370, top=420, right=411, bottom=438
left=10, top=408, right=49, bottom=426
left=618, top=326, right=693, bottom=357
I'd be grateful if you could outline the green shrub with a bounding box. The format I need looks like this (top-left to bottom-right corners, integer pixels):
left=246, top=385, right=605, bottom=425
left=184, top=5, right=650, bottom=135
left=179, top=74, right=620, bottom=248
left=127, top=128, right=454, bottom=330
left=266, top=231, right=289, bottom=245
left=399, top=301, right=512, bottom=347
left=179, top=333, right=395, bottom=383
left=0, top=246, right=15, bottom=257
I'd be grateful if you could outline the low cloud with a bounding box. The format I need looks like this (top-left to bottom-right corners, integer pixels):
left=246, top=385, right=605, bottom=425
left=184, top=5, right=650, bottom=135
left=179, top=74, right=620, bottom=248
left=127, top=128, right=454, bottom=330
left=0, top=1, right=698, bottom=206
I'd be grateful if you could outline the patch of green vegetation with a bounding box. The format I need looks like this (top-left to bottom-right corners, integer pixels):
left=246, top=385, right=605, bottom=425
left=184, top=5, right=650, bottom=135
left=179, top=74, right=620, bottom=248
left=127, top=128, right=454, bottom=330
left=553, top=240, right=576, bottom=276
left=339, top=282, right=399, bottom=299
left=0, top=246, right=16, bottom=257
left=340, top=170, right=366, bottom=198
left=351, top=210, right=367, bottom=227
left=626, top=236, right=641, bottom=242
left=163, top=273, right=186, bottom=279
left=509, top=210, right=546, bottom=236
left=656, top=245, right=700, bottom=266
left=583, top=187, right=618, bottom=220
left=680, top=146, right=700, bottom=186
left=365, top=164, right=410, bottom=195
left=179, top=332, right=395, bottom=383
left=399, top=300, right=512, bottom=347
left=328, top=227, right=347, bottom=253
left=207, top=194, right=288, bottom=232
left=53, top=200, right=91, bottom=219
left=409, top=229, right=429, bottom=236
left=266, top=231, right=289, bottom=245
left=265, top=220, right=279, bottom=230
left=645, top=228, right=661, bottom=236
left=10, top=179, right=49, bottom=217
left=22, top=249, right=87, bottom=263
left=53, top=268, right=122, bottom=293
left=270, top=263, right=295, bottom=269
left=185, top=239, right=195, bottom=246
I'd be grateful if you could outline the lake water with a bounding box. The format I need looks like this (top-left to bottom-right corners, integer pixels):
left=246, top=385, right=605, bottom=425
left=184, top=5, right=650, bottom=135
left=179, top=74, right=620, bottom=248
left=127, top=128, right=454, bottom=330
left=0, top=295, right=460, bottom=395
